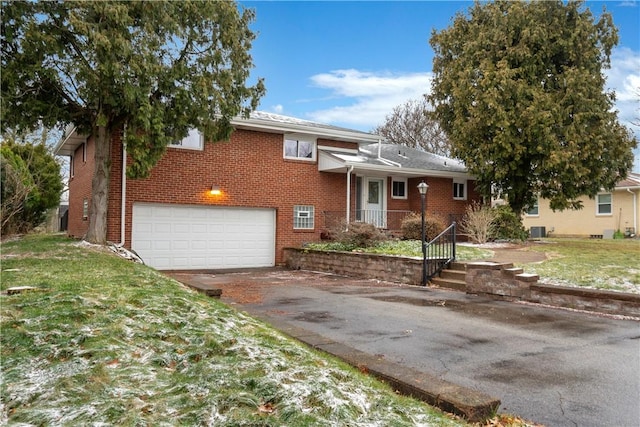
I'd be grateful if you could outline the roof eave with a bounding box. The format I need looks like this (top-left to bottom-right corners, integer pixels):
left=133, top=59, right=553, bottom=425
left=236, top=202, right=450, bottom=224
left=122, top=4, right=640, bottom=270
left=54, top=125, right=87, bottom=157
left=231, top=117, right=381, bottom=144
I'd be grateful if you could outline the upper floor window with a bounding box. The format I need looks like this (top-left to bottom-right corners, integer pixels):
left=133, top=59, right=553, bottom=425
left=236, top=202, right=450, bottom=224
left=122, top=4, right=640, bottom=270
left=453, top=179, right=466, bottom=200
left=596, top=193, right=612, bottom=215
left=391, top=177, right=407, bottom=199
left=284, top=135, right=316, bottom=161
left=526, top=198, right=539, bottom=216
left=170, top=129, right=203, bottom=150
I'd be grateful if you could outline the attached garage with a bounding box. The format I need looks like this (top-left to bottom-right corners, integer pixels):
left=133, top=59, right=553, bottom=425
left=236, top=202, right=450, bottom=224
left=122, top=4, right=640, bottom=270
left=132, top=203, right=276, bottom=270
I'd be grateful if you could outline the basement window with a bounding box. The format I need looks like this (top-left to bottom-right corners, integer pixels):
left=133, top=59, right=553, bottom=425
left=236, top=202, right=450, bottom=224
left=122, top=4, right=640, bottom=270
left=293, top=205, right=315, bottom=230
left=82, top=198, right=89, bottom=220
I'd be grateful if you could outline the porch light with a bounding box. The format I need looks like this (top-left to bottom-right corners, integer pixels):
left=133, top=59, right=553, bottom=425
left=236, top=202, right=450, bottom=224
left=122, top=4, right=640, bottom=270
left=210, top=185, right=221, bottom=196
left=418, top=181, right=429, bottom=286
left=417, top=181, right=429, bottom=195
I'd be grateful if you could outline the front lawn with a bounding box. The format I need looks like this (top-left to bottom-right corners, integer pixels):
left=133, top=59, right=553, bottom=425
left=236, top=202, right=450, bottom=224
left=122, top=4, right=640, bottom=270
left=306, top=239, right=493, bottom=261
left=0, top=234, right=466, bottom=426
left=521, top=238, right=640, bottom=294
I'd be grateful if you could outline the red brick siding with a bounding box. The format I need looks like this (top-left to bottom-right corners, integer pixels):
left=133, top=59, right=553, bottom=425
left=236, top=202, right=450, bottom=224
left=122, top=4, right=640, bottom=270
left=69, top=127, right=479, bottom=265
left=67, top=138, right=94, bottom=239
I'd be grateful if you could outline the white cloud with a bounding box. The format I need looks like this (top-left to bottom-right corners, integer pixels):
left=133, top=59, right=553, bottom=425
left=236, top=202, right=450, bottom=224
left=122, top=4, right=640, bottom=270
left=271, top=104, right=284, bottom=114
left=306, top=69, right=431, bottom=130
left=606, top=47, right=640, bottom=126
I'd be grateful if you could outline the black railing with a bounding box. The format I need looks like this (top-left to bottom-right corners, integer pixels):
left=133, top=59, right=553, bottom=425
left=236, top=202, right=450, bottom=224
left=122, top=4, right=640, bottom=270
left=424, top=222, right=457, bottom=283
left=323, top=210, right=413, bottom=231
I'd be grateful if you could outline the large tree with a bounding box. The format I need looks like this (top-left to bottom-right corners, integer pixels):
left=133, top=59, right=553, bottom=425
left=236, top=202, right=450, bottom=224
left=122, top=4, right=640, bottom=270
left=429, top=0, right=637, bottom=214
left=374, top=96, right=451, bottom=157
left=1, top=0, right=265, bottom=243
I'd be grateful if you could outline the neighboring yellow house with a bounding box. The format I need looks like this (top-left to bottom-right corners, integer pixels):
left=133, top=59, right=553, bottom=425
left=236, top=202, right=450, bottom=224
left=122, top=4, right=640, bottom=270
left=522, top=173, right=640, bottom=238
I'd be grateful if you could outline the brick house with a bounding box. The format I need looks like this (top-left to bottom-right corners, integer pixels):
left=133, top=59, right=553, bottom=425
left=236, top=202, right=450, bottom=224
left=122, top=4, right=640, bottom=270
left=55, top=111, right=480, bottom=270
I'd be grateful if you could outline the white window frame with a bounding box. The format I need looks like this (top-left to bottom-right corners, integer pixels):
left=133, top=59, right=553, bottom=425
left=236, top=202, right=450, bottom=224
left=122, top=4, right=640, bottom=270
left=170, top=129, right=204, bottom=151
left=526, top=198, right=539, bottom=216
left=283, top=134, right=316, bottom=161
left=293, top=205, right=315, bottom=230
left=453, top=179, right=467, bottom=200
left=82, top=198, right=89, bottom=220
left=391, top=177, right=407, bottom=199
left=596, top=193, right=612, bottom=216
left=82, top=140, right=87, bottom=162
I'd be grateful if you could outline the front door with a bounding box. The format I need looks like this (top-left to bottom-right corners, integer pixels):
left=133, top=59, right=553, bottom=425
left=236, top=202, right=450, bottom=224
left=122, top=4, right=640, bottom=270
left=364, top=178, right=386, bottom=228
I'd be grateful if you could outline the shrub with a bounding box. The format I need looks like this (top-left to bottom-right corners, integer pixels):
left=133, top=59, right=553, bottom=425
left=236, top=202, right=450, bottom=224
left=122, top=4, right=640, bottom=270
left=330, top=221, right=388, bottom=249
left=400, top=212, right=447, bottom=242
left=459, top=202, right=496, bottom=244
left=492, top=205, right=528, bottom=241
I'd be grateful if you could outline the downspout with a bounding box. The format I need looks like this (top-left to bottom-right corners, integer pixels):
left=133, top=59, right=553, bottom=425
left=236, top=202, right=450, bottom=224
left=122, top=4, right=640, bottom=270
left=628, top=188, right=637, bottom=235
left=118, top=124, right=127, bottom=246
left=346, top=165, right=354, bottom=224
left=375, top=138, right=401, bottom=167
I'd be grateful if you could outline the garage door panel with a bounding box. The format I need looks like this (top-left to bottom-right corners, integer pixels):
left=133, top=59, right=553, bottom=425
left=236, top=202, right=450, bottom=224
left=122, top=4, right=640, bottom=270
left=132, top=204, right=275, bottom=270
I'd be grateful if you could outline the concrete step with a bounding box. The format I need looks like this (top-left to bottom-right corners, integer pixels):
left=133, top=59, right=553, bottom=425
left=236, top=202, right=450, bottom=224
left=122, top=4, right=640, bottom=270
left=440, top=269, right=466, bottom=281
left=430, top=277, right=466, bottom=291
left=449, top=261, right=467, bottom=271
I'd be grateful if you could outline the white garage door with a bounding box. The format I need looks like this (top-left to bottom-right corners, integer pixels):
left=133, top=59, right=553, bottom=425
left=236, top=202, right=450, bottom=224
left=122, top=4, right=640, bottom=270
left=132, top=203, right=276, bottom=270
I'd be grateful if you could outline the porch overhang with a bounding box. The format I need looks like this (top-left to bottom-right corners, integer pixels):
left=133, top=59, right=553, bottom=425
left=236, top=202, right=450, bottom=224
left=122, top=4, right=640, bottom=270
left=318, top=149, right=473, bottom=180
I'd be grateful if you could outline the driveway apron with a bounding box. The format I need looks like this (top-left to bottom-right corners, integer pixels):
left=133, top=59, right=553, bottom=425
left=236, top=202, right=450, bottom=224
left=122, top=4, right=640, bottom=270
left=166, top=268, right=640, bottom=427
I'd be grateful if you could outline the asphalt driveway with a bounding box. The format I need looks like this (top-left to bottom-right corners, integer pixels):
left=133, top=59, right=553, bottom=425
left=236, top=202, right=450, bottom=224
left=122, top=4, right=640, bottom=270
left=166, top=268, right=640, bottom=427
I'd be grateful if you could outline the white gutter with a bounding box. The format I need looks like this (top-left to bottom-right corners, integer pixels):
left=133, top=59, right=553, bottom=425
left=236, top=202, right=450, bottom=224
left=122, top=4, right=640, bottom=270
left=346, top=166, right=354, bottom=224
left=628, top=188, right=637, bottom=235
left=118, top=125, right=127, bottom=246
left=376, top=140, right=401, bottom=168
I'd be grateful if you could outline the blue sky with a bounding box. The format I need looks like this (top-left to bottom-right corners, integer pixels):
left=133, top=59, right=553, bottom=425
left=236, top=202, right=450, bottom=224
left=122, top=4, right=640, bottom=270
left=240, top=0, right=640, bottom=171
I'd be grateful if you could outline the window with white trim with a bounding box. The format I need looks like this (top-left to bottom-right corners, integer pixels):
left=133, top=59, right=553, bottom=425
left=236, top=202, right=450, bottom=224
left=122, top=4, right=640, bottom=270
left=284, top=135, right=316, bottom=161
left=293, top=205, right=314, bottom=229
left=453, top=179, right=467, bottom=200
left=526, top=198, right=539, bottom=216
left=170, top=129, right=203, bottom=150
left=391, top=177, right=407, bottom=199
left=596, top=193, right=612, bottom=215
left=82, top=198, right=89, bottom=220
left=82, top=141, right=87, bottom=162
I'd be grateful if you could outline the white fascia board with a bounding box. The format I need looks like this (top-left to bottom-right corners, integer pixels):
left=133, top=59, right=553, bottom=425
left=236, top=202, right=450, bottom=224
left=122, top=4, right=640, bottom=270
left=231, top=117, right=381, bottom=144
left=318, top=145, right=359, bottom=154
left=54, top=126, right=87, bottom=157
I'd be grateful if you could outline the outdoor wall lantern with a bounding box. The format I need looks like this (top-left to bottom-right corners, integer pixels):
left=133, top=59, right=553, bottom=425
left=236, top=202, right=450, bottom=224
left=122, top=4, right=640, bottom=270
left=210, top=185, right=222, bottom=196
left=417, top=181, right=429, bottom=286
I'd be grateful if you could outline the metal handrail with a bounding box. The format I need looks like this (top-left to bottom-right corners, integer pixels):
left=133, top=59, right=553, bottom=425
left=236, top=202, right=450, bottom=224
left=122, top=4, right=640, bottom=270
left=424, top=222, right=457, bottom=282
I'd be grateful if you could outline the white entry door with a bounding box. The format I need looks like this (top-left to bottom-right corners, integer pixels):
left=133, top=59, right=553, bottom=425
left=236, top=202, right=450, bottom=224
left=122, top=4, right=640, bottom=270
left=364, top=178, right=386, bottom=228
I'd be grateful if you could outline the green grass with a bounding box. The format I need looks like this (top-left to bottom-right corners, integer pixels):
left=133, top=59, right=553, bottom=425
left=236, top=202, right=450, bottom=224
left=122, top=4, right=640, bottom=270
left=1, top=234, right=466, bottom=426
left=305, top=240, right=493, bottom=261
left=520, top=238, right=640, bottom=293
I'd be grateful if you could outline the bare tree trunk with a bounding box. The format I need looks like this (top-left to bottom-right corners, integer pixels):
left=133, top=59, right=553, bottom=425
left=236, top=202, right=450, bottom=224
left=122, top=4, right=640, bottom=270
left=85, top=124, right=111, bottom=244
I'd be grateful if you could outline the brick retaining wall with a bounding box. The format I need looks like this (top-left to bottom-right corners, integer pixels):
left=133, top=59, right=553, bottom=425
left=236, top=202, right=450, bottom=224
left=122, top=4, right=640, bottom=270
left=283, top=248, right=640, bottom=317
left=283, top=248, right=422, bottom=285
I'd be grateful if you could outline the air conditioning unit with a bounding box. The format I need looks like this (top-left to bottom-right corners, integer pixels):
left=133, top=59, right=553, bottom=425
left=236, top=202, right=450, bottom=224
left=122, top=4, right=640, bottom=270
left=530, top=226, right=546, bottom=238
